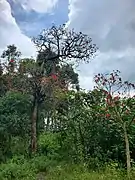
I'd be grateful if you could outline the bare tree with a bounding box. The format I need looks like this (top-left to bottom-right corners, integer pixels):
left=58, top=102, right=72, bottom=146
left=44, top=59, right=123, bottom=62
left=33, top=24, right=97, bottom=63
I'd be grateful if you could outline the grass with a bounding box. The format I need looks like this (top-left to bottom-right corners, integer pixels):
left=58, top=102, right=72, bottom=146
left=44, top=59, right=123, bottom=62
left=0, top=156, right=135, bottom=180
left=46, top=163, right=135, bottom=180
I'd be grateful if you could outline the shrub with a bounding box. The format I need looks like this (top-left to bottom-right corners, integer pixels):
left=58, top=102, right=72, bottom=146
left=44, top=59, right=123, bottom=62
left=38, top=132, right=61, bottom=159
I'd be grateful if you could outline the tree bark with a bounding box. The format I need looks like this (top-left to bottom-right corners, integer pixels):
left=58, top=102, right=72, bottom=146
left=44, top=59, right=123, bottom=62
left=31, top=99, right=38, bottom=153
left=123, top=123, right=131, bottom=176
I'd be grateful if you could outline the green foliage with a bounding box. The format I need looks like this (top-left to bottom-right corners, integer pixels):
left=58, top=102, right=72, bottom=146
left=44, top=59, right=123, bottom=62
left=0, top=155, right=49, bottom=180
left=1, top=44, right=21, bottom=60
left=0, top=159, right=35, bottom=180
left=38, top=132, right=61, bottom=158
left=53, top=91, right=125, bottom=164
left=1, top=157, right=133, bottom=180
left=0, top=91, right=31, bottom=161
left=0, top=74, right=8, bottom=97
left=0, top=91, right=31, bottom=137
left=10, top=137, right=29, bottom=155
left=46, top=163, right=128, bottom=180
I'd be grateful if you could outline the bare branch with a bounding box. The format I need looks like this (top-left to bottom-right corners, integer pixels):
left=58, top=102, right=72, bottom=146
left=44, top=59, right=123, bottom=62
left=32, top=24, right=98, bottom=64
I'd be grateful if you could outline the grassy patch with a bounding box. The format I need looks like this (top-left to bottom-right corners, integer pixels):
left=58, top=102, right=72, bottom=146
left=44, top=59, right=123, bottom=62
left=0, top=156, right=135, bottom=180
left=46, top=163, right=133, bottom=180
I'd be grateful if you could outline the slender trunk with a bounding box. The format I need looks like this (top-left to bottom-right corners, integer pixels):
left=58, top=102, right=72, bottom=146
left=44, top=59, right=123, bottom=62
left=123, top=123, right=131, bottom=176
left=31, top=99, right=38, bottom=153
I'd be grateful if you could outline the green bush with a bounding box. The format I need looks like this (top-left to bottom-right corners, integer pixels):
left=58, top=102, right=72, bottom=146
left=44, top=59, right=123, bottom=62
left=38, top=132, right=61, bottom=159
left=0, top=155, right=48, bottom=180
left=0, top=161, right=35, bottom=180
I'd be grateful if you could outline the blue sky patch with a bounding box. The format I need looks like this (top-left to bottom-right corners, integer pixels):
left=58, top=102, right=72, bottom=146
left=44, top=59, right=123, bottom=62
left=8, top=0, right=69, bottom=37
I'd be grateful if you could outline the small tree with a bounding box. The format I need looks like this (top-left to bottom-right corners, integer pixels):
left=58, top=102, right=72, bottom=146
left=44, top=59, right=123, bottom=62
left=94, top=70, right=135, bottom=175
left=1, top=44, right=21, bottom=73
left=0, top=45, right=22, bottom=95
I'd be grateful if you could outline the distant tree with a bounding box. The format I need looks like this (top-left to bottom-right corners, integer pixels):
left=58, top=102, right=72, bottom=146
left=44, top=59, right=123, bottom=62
left=0, top=45, right=21, bottom=95
left=1, top=44, right=21, bottom=61
left=1, top=44, right=21, bottom=73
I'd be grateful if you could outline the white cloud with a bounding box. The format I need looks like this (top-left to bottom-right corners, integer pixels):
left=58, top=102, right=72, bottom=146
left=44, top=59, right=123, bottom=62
left=0, top=0, right=36, bottom=58
left=0, top=0, right=59, bottom=58
left=12, top=0, right=58, bottom=13
left=67, top=0, right=135, bottom=89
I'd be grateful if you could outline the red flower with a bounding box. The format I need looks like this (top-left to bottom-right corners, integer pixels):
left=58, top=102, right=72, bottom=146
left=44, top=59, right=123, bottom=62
left=107, top=94, right=111, bottom=99
left=51, top=74, right=57, bottom=80
left=114, top=96, right=119, bottom=101
left=125, top=110, right=130, bottom=114
left=106, top=114, right=111, bottom=118
left=95, top=78, right=100, bottom=83
left=10, top=59, right=14, bottom=63
left=103, top=90, right=108, bottom=94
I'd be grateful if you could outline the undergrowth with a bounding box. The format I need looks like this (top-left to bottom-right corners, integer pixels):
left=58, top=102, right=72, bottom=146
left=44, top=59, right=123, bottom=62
left=0, top=156, right=135, bottom=180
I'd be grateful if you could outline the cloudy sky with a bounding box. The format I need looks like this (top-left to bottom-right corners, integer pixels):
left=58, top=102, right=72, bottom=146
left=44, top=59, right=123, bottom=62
left=0, top=0, right=135, bottom=89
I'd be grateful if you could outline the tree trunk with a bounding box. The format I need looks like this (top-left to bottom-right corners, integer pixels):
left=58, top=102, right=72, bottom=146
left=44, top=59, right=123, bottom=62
left=123, top=123, right=131, bottom=176
left=31, top=99, right=38, bottom=153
